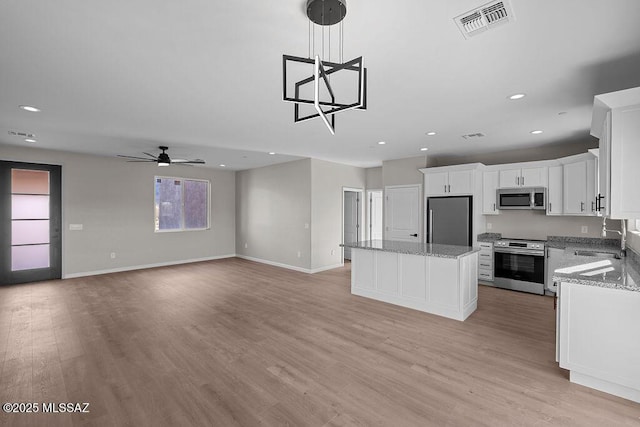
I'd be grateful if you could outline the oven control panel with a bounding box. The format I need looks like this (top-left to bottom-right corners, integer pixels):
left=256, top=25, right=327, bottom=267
left=495, top=240, right=546, bottom=250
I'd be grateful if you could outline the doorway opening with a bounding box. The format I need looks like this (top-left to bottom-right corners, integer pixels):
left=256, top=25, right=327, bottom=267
left=0, top=161, right=62, bottom=285
left=342, top=187, right=364, bottom=262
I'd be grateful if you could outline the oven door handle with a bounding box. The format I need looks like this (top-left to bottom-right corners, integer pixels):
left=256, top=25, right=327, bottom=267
left=494, top=248, right=545, bottom=257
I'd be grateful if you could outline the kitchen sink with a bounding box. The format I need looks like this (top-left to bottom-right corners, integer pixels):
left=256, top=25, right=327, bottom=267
left=574, top=250, right=621, bottom=259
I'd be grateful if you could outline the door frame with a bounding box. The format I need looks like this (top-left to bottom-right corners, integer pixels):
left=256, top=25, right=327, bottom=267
left=0, top=160, right=63, bottom=285
left=342, top=187, right=364, bottom=263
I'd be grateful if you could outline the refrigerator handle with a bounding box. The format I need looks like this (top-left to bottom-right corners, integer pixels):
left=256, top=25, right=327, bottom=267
left=428, top=209, right=433, bottom=244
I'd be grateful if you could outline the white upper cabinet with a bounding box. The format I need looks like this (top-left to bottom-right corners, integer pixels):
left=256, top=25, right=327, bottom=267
left=424, top=169, right=474, bottom=196
left=547, top=165, right=563, bottom=216
left=563, top=157, right=597, bottom=216
left=499, top=166, right=547, bottom=188
left=591, top=87, right=640, bottom=219
left=424, top=171, right=449, bottom=195
left=482, top=170, right=499, bottom=215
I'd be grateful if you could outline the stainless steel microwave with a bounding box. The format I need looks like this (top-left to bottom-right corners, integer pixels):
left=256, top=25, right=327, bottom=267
left=497, top=187, right=546, bottom=210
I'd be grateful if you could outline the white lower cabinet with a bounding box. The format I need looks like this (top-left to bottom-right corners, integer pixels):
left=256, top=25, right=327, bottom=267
left=558, top=282, right=640, bottom=403
left=478, top=242, right=494, bottom=282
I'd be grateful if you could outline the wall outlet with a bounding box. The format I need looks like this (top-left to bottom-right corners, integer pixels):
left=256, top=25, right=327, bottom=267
left=110, top=252, right=116, bottom=259
left=487, top=223, right=492, bottom=230
left=331, top=249, right=335, bottom=255
left=304, top=223, right=309, bottom=229
left=581, top=226, right=588, bottom=234
left=69, top=224, right=83, bottom=231
left=244, top=242, right=248, bottom=248
left=297, top=251, right=301, bottom=258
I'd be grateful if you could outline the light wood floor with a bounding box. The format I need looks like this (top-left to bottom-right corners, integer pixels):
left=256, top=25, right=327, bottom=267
left=1, top=258, right=639, bottom=426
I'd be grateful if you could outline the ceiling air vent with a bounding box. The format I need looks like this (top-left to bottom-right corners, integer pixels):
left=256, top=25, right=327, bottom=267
left=461, top=133, right=485, bottom=140
left=454, top=0, right=515, bottom=39
left=8, top=130, right=36, bottom=138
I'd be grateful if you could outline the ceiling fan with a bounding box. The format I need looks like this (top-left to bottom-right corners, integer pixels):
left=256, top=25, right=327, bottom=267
left=117, top=146, right=205, bottom=166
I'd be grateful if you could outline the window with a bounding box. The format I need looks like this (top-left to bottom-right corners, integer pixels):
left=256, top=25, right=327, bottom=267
left=154, top=177, right=210, bottom=232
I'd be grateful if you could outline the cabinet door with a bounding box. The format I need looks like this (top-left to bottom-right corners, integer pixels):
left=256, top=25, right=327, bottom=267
left=499, top=169, right=520, bottom=188
left=448, top=170, right=474, bottom=194
left=545, top=247, right=564, bottom=290
left=521, top=167, right=548, bottom=187
left=563, top=161, right=587, bottom=215
left=586, top=158, right=597, bottom=215
left=597, top=112, right=611, bottom=216
left=482, top=171, right=499, bottom=214
left=547, top=166, right=563, bottom=215
left=425, top=172, right=448, bottom=195
left=610, top=104, right=640, bottom=218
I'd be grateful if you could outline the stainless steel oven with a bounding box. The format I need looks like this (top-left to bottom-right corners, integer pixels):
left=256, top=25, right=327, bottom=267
left=494, top=239, right=546, bottom=295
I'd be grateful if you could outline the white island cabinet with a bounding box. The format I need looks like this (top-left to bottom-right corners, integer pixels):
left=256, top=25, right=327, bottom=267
left=344, top=240, right=479, bottom=321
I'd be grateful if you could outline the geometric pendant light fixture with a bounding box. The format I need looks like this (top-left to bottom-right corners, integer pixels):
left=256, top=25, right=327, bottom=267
left=283, top=0, right=367, bottom=135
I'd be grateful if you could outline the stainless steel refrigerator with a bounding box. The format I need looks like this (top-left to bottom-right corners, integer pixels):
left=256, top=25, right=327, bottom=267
left=426, top=196, right=472, bottom=246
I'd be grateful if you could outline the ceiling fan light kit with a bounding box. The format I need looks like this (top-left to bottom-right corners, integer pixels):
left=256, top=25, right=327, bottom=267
left=117, top=146, right=205, bottom=166
left=282, top=0, right=367, bottom=135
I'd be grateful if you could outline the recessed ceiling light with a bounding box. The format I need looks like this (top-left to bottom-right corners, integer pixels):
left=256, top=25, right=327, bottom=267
left=19, top=105, right=41, bottom=112
left=509, top=93, right=526, bottom=100
left=420, top=147, right=429, bottom=151
left=530, top=130, right=543, bottom=135
left=426, top=132, right=436, bottom=136
left=24, top=138, right=37, bottom=143
left=268, top=152, right=276, bottom=155
left=378, top=141, right=386, bottom=145
left=219, top=164, right=226, bottom=167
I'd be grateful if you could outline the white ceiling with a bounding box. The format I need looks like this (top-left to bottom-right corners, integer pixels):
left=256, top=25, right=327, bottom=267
left=1, top=0, right=640, bottom=170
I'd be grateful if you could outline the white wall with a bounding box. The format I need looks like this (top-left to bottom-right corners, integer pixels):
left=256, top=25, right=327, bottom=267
left=310, top=159, right=366, bottom=270
left=1, top=145, right=236, bottom=277
left=235, top=159, right=312, bottom=270
left=485, top=210, right=620, bottom=240
left=382, top=155, right=428, bottom=187
left=365, top=167, right=382, bottom=189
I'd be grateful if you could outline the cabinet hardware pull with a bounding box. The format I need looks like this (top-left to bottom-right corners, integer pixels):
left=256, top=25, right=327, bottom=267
left=591, top=201, right=595, bottom=212
left=410, top=233, right=418, bottom=237
left=448, top=184, right=451, bottom=193
left=522, top=176, right=524, bottom=186
left=580, top=202, right=585, bottom=212
left=516, top=176, right=519, bottom=186
left=549, top=202, right=552, bottom=212
left=493, top=203, right=496, bottom=211
left=444, top=184, right=447, bottom=193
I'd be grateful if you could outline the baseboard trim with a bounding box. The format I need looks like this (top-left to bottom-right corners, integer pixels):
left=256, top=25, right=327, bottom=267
left=235, top=255, right=312, bottom=273
left=310, top=263, right=344, bottom=273
left=64, top=254, right=237, bottom=279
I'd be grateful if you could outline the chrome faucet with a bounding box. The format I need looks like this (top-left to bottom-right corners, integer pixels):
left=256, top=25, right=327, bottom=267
left=602, top=217, right=626, bottom=256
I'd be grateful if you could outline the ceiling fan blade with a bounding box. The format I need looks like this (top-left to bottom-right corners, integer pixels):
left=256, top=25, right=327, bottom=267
left=117, top=154, right=156, bottom=161
left=173, top=159, right=205, bottom=164
left=142, top=152, right=158, bottom=159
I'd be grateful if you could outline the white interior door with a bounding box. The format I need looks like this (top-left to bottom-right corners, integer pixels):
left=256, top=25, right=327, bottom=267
left=368, top=190, right=383, bottom=240
left=385, top=185, right=421, bottom=242
left=343, top=191, right=360, bottom=260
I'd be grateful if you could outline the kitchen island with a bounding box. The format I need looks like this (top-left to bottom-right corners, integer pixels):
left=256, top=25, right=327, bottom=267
left=342, top=240, right=479, bottom=321
left=552, top=247, right=640, bottom=403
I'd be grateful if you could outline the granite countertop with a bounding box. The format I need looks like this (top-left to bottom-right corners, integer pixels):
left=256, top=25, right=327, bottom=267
left=341, top=240, right=479, bottom=259
left=477, top=233, right=502, bottom=243
left=551, top=242, right=640, bottom=293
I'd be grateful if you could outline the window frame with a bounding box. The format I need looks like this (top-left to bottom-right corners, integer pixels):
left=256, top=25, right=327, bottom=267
left=154, top=176, right=211, bottom=233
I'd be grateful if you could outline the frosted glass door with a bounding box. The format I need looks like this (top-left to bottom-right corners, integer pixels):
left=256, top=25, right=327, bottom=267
left=1, top=161, right=62, bottom=285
